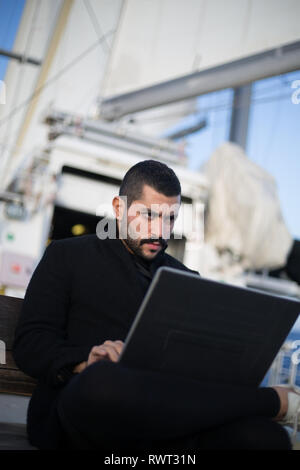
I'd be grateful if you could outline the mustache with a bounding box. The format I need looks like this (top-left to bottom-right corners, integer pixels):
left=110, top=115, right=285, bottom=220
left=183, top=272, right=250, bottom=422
left=140, top=237, right=168, bottom=249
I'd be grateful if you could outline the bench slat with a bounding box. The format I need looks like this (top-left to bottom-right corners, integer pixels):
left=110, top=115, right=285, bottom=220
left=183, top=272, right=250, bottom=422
left=0, top=350, right=18, bottom=369
left=0, top=351, right=37, bottom=395
left=0, top=372, right=36, bottom=395
left=0, top=295, right=23, bottom=348
left=0, top=294, right=37, bottom=396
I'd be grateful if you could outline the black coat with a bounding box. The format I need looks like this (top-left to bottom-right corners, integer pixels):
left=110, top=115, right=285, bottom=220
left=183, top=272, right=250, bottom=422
left=13, top=230, right=199, bottom=447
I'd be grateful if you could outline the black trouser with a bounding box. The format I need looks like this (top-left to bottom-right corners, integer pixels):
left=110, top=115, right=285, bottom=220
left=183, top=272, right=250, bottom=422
left=56, top=361, right=292, bottom=451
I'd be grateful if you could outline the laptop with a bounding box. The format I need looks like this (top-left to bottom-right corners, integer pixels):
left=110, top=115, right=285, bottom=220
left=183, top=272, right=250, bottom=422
left=119, top=266, right=300, bottom=387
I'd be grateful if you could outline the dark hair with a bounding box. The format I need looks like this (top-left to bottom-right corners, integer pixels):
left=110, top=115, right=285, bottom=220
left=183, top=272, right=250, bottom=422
left=119, top=159, right=181, bottom=207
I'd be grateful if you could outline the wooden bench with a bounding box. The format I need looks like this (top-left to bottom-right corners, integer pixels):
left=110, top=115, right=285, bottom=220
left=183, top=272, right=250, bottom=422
left=0, top=294, right=37, bottom=450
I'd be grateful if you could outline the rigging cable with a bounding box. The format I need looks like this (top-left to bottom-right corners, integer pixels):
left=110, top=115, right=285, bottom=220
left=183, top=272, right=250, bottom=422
left=0, top=28, right=116, bottom=129
left=83, top=0, right=111, bottom=55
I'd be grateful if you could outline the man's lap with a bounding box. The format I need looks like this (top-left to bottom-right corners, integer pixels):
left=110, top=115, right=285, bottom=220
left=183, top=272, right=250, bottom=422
left=54, top=360, right=290, bottom=450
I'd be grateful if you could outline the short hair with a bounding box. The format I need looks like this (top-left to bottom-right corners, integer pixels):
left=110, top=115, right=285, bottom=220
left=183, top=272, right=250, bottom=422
left=119, top=159, right=181, bottom=207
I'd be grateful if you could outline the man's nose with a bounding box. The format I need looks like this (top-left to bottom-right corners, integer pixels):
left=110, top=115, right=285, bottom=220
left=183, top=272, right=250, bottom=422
left=149, top=216, right=163, bottom=238
left=150, top=217, right=169, bottom=239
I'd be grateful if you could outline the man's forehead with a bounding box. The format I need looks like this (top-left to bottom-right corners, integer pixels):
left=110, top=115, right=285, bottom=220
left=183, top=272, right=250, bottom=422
left=140, top=184, right=180, bottom=202
left=129, top=201, right=180, bottom=216
left=132, top=184, right=179, bottom=205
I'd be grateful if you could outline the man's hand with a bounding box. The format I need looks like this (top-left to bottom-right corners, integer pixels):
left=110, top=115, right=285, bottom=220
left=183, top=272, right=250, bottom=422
left=87, top=340, right=124, bottom=366
left=73, top=340, right=124, bottom=373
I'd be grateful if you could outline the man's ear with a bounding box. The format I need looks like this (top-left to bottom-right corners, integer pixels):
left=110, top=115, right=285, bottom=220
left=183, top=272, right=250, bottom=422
left=112, top=196, right=127, bottom=220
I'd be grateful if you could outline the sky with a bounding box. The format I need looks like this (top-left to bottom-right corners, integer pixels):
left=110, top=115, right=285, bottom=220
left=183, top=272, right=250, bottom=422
left=0, top=0, right=25, bottom=78
left=166, top=72, right=300, bottom=240
left=0, top=0, right=299, bottom=241
left=247, top=72, right=300, bottom=240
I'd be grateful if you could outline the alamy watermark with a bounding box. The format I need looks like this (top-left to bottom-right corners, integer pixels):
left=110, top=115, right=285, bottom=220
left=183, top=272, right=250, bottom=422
left=95, top=197, right=204, bottom=243
left=0, top=80, right=6, bottom=104
left=291, top=80, right=300, bottom=104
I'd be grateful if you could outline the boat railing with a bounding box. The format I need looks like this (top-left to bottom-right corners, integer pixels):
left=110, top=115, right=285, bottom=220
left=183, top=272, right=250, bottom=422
left=268, top=340, right=300, bottom=391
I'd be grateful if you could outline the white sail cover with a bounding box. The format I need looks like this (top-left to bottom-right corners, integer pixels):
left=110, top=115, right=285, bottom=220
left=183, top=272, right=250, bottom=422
left=201, top=142, right=293, bottom=270
left=103, top=0, right=300, bottom=97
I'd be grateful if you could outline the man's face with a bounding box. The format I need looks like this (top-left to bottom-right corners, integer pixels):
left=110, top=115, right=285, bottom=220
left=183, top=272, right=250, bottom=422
left=116, top=184, right=180, bottom=261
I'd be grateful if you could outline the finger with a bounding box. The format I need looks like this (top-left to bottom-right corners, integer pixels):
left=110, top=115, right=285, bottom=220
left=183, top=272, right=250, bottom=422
left=88, top=346, right=108, bottom=363
left=103, top=340, right=118, bottom=347
left=112, top=341, right=124, bottom=355
left=92, top=345, right=109, bottom=357
left=103, top=340, right=123, bottom=356
left=88, top=354, right=104, bottom=366
left=101, top=344, right=119, bottom=362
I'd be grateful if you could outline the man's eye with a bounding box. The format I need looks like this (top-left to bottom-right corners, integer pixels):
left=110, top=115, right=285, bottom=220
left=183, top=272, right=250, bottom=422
left=147, top=212, right=158, bottom=219
left=163, top=215, right=175, bottom=223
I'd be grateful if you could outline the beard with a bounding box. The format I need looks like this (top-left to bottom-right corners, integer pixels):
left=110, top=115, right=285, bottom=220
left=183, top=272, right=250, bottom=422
left=124, top=234, right=168, bottom=260
left=117, top=217, right=168, bottom=260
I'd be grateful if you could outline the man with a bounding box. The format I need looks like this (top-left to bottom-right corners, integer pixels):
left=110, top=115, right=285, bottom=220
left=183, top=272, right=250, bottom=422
left=13, top=160, right=298, bottom=450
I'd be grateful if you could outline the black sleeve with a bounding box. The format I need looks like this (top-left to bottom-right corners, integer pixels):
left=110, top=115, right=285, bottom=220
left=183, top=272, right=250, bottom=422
left=13, top=240, right=91, bottom=387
